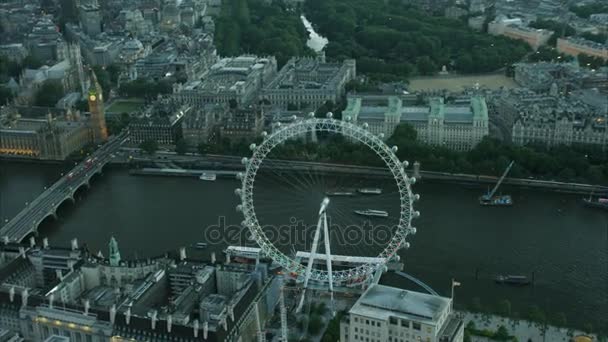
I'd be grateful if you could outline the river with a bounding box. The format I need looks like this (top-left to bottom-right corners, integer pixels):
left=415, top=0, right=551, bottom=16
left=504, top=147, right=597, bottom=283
left=301, top=15, right=328, bottom=53
left=0, top=161, right=607, bottom=330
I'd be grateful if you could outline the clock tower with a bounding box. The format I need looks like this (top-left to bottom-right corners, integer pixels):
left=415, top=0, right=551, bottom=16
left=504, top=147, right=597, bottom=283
left=88, top=70, right=108, bottom=142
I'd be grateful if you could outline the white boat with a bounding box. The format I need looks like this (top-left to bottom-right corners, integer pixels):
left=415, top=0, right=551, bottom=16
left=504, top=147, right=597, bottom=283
left=357, top=188, right=382, bottom=195
left=354, top=209, right=388, bottom=217
left=199, top=172, right=216, bottom=181
left=326, top=189, right=355, bottom=196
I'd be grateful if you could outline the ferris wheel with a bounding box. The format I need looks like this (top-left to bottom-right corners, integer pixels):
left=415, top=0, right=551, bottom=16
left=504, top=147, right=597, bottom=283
left=235, top=112, right=420, bottom=294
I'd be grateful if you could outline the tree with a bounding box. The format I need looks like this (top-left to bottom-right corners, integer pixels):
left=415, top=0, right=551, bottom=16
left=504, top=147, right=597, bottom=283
left=495, top=326, right=510, bottom=341
left=388, top=123, right=418, bottom=147
left=416, top=56, right=437, bottom=75
left=0, top=86, right=13, bottom=105
left=307, top=314, right=323, bottom=335
left=139, top=139, right=159, bottom=155
left=34, top=80, right=64, bottom=107
left=175, top=138, right=188, bottom=155
left=22, top=55, right=43, bottom=69
left=526, top=305, right=546, bottom=324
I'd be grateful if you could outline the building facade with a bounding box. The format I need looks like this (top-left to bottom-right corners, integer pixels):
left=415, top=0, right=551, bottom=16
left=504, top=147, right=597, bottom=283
left=261, top=57, right=356, bottom=110
left=340, top=284, right=464, bottom=342
left=0, top=239, right=280, bottom=342
left=343, top=94, right=489, bottom=151
left=173, top=56, right=277, bottom=108
left=0, top=114, right=91, bottom=160
left=557, top=37, right=608, bottom=61
left=488, top=17, right=553, bottom=50
left=128, top=99, right=188, bottom=146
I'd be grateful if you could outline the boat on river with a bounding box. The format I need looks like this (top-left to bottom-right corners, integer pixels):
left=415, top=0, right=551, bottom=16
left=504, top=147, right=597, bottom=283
left=199, top=172, right=216, bottom=181
left=357, top=188, right=382, bottom=195
left=326, top=188, right=355, bottom=196
left=354, top=209, right=388, bottom=217
left=480, top=161, right=514, bottom=206
left=494, top=275, right=531, bottom=286
left=582, top=195, right=608, bottom=210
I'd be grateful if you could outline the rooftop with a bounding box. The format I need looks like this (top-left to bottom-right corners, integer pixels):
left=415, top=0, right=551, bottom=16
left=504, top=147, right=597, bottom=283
left=350, top=284, right=450, bottom=324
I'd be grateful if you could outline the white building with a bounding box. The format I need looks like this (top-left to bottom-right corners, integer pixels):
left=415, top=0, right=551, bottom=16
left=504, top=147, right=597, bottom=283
left=261, top=57, right=356, bottom=110
left=174, top=55, right=277, bottom=107
left=488, top=16, right=553, bottom=50
left=343, top=95, right=489, bottom=151
left=340, top=284, right=464, bottom=342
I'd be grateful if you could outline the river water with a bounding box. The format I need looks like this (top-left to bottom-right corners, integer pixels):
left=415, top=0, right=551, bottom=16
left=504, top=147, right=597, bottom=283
left=301, top=15, right=328, bottom=53
left=1, top=161, right=607, bottom=330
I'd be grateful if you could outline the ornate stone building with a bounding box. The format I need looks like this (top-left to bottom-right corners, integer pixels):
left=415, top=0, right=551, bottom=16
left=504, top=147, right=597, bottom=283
left=261, top=57, right=356, bottom=110
left=343, top=94, right=489, bottom=151
left=0, top=111, right=91, bottom=160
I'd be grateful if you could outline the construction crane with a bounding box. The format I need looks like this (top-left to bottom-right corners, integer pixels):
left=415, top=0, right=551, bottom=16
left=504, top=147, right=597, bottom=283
left=480, top=161, right=515, bottom=206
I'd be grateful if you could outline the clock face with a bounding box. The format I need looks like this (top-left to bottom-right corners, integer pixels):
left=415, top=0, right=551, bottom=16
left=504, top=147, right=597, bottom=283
left=89, top=95, right=96, bottom=101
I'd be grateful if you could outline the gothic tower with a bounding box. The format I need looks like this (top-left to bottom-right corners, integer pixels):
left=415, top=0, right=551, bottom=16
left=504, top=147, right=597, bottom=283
left=88, top=69, right=108, bottom=142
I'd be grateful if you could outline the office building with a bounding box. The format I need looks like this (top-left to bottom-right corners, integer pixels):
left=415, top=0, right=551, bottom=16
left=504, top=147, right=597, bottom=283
left=557, top=37, right=608, bottom=61
left=340, top=284, right=464, bottom=342
left=343, top=94, right=489, bottom=151
left=262, top=57, right=356, bottom=110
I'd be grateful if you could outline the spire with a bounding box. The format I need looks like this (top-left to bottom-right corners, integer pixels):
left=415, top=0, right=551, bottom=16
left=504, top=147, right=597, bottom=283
left=109, top=236, right=121, bottom=266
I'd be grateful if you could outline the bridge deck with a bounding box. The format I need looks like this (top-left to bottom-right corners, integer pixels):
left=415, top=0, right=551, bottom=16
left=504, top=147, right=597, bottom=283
left=0, top=133, right=128, bottom=242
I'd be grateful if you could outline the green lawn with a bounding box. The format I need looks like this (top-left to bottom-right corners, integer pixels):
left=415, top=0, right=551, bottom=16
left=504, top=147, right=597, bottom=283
left=106, top=99, right=145, bottom=114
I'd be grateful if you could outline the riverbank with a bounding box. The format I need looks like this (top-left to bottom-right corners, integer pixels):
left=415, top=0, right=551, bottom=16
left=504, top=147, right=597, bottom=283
left=122, top=152, right=608, bottom=195
left=461, top=311, right=599, bottom=342
left=2, top=163, right=606, bottom=330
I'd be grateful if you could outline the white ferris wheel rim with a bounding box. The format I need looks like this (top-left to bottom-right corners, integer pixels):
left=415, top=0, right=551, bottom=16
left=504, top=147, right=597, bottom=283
left=236, top=115, right=418, bottom=284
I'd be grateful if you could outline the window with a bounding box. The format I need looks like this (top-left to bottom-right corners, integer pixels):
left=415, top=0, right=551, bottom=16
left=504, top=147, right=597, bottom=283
left=413, top=322, right=421, bottom=331
left=389, top=317, right=398, bottom=325
left=366, top=319, right=370, bottom=325
left=401, top=320, right=409, bottom=328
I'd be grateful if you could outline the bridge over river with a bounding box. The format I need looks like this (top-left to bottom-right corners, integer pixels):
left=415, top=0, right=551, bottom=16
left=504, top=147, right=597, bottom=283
left=0, top=132, right=128, bottom=243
